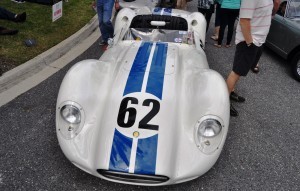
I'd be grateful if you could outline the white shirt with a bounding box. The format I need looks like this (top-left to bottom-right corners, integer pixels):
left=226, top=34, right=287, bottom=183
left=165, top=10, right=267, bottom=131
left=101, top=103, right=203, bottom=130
left=235, top=0, right=273, bottom=46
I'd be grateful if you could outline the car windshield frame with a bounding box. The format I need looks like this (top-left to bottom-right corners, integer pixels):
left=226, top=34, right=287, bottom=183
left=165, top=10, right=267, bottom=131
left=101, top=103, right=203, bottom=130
left=123, top=28, right=195, bottom=45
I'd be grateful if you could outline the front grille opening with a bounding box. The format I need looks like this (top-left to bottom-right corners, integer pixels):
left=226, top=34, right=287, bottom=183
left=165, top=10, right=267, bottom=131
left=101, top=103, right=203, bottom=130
left=97, top=169, right=169, bottom=184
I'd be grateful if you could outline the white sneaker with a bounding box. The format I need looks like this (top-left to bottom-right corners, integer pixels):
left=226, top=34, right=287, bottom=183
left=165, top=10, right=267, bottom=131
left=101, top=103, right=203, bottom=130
left=11, top=0, right=25, bottom=3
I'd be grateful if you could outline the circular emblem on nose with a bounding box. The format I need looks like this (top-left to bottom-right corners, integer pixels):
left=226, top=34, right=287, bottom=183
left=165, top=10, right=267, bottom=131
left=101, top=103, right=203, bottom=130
left=133, top=131, right=140, bottom=138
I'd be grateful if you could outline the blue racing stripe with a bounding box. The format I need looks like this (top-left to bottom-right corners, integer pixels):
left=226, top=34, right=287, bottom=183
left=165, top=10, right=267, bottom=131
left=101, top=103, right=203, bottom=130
left=123, top=42, right=153, bottom=96
left=146, top=42, right=168, bottom=100
left=109, top=129, right=133, bottom=172
left=134, top=134, right=158, bottom=175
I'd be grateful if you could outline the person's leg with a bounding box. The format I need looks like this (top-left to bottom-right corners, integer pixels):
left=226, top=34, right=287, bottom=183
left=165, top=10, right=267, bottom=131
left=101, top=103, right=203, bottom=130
left=198, top=7, right=206, bottom=15
left=251, top=45, right=264, bottom=73
left=181, top=0, right=187, bottom=10
left=205, top=5, right=214, bottom=32
left=198, top=8, right=212, bottom=32
left=0, top=26, right=18, bottom=35
left=176, top=0, right=181, bottom=9
left=0, top=6, right=16, bottom=21
left=211, top=3, right=221, bottom=40
left=215, top=3, right=221, bottom=27
left=102, top=0, right=114, bottom=41
left=226, top=70, right=240, bottom=117
left=97, top=0, right=106, bottom=43
left=226, top=71, right=240, bottom=93
left=226, top=9, right=239, bottom=46
left=216, top=8, right=228, bottom=46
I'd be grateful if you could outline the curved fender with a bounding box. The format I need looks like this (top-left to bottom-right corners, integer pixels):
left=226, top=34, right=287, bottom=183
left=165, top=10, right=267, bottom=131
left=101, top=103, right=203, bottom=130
left=56, top=59, right=113, bottom=173
left=174, top=69, right=230, bottom=181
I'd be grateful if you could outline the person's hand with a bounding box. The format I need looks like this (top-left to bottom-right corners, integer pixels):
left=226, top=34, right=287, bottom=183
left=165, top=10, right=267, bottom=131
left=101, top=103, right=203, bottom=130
left=91, top=1, right=96, bottom=8
left=115, top=1, right=120, bottom=11
left=91, top=1, right=96, bottom=11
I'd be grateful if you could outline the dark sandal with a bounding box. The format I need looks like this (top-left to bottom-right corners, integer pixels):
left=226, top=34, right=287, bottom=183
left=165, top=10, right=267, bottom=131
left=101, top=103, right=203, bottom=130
left=251, top=66, right=259, bottom=73
left=230, top=91, right=246, bottom=102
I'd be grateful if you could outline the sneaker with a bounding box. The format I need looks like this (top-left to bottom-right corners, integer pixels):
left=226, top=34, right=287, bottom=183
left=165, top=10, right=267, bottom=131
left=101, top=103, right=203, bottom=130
left=11, top=0, right=25, bottom=3
left=101, top=44, right=108, bottom=51
left=15, top=12, right=26, bottom=23
left=0, top=27, right=18, bottom=35
left=230, top=91, right=245, bottom=102
left=230, top=104, right=239, bottom=117
left=99, top=40, right=108, bottom=46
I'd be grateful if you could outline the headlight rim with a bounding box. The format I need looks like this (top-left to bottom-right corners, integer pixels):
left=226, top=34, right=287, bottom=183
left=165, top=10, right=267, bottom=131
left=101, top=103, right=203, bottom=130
left=194, top=115, right=225, bottom=154
left=57, top=101, right=85, bottom=140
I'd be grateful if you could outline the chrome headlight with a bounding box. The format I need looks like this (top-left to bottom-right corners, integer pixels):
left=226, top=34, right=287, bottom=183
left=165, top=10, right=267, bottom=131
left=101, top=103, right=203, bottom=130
left=57, top=101, right=85, bottom=140
left=197, top=119, right=221, bottom=138
left=194, top=116, right=224, bottom=154
left=60, top=105, right=81, bottom=124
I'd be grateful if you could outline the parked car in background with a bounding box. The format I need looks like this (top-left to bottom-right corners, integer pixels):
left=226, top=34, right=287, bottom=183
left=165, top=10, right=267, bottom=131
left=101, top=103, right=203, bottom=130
left=56, top=7, right=230, bottom=185
left=266, top=0, right=300, bottom=81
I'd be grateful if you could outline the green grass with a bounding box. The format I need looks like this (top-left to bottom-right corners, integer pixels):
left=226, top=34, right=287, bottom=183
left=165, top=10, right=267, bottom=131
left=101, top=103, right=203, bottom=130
left=0, top=0, right=96, bottom=67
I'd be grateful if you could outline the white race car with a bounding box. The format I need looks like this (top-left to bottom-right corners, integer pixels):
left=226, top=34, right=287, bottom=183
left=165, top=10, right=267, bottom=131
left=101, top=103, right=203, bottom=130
left=56, top=7, right=230, bottom=186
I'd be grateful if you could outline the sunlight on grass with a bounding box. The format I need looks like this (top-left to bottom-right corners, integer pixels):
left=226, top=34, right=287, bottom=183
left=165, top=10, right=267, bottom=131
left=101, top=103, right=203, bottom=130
left=0, top=0, right=96, bottom=66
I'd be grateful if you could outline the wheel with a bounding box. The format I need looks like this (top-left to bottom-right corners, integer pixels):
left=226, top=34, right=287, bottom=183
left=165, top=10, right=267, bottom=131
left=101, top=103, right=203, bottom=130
left=291, top=52, right=300, bottom=81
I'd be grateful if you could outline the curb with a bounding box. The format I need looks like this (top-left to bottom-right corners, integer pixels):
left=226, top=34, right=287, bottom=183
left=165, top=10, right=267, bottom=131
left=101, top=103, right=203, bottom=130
left=0, top=14, right=99, bottom=93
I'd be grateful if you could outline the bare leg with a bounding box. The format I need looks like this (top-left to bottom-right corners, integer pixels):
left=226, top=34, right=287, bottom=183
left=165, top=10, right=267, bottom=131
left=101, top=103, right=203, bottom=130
left=226, top=71, right=240, bottom=94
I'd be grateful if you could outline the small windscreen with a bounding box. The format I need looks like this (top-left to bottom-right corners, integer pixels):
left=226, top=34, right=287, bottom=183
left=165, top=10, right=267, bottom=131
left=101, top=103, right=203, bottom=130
left=124, top=28, right=195, bottom=44
left=130, top=15, right=188, bottom=31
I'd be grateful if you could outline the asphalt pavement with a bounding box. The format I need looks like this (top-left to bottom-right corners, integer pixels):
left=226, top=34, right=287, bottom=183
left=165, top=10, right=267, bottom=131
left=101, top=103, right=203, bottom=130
left=0, top=1, right=299, bottom=190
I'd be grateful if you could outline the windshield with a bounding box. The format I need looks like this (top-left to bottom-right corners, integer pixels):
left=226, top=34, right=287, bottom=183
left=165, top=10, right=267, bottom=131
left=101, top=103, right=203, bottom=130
left=124, top=28, right=195, bottom=45
left=285, top=0, right=300, bottom=18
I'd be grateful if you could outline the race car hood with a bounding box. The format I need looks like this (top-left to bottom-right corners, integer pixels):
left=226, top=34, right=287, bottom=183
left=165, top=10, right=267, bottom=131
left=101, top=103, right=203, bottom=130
left=92, top=41, right=209, bottom=176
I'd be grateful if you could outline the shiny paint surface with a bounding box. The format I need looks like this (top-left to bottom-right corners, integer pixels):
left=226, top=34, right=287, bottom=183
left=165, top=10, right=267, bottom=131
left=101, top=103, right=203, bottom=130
left=266, top=8, right=300, bottom=59
left=56, top=8, right=230, bottom=186
left=119, top=0, right=159, bottom=9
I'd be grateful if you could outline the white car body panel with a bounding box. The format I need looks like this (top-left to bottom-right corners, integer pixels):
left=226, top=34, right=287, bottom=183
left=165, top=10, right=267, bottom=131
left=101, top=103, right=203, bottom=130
left=119, top=0, right=159, bottom=10
left=56, top=8, right=229, bottom=186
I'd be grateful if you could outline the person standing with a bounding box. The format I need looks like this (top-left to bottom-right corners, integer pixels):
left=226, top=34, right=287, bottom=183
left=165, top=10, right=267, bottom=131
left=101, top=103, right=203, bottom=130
left=252, top=0, right=281, bottom=73
left=96, top=0, right=119, bottom=46
left=197, top=0, right=215, bottom=32
left=226, top=0, right=278, bottom=116
left=214, top=0, right=240, bottom=48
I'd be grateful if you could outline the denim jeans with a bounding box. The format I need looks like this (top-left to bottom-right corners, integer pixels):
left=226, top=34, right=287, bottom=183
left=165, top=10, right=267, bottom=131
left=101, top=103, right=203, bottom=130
left=97, top=0, right=114, bottom=42
left=0, top=6, right=16, bottom=21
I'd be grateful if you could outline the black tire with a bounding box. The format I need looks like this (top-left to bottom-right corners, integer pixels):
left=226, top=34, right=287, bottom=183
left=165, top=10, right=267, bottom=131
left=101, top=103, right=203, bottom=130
left=291, top=51, right=300, bottom=82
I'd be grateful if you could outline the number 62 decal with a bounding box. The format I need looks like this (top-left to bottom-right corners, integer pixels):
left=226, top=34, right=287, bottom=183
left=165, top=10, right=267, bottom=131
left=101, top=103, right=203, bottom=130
left=117, top=97, right=160, bottom=131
